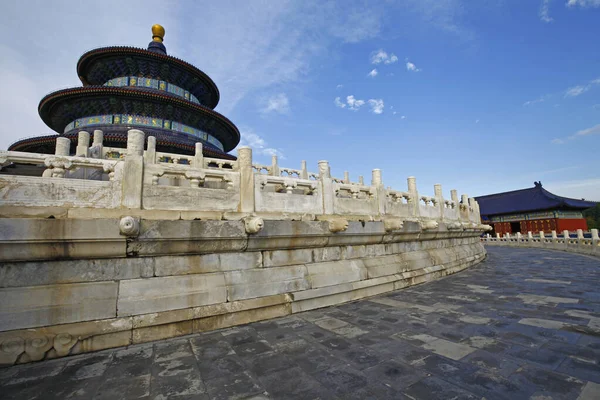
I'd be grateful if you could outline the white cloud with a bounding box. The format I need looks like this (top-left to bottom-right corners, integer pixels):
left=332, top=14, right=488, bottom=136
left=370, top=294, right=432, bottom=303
left=368, top=99, right=384, bottom=114
left=346, top=95, right=365, bottom=111
left=370, top=49, right=398, bottom=65
left=475, top=119, right=480, bottom=124
left=336, top=84, right=344, bottom=89
left=260, top=93, right=290, bottom=114
left=539, top=0, right=554, bottom=22
left=552, top=123, right=600, bottom=143
left=401, top=115, right=406, bottom=119
left=523, top=95, right=549, bottom=106
left=238, top=128, right=285, bottom=159
left=367, top=69, right=378, bottom=78
left=571, top=123, right=600, bottom=138
left=525, top=77, right=600, bottom=107
left=393, top=111, right=397, bottom=115
left=371, top=50, right=388, bottom=64
left=567, top=0, right=600, bottom=7
left=564, top=77, right=600, bottom=97
left=565, top=85, right=589, bottom=97
left=406, top=61, right=421, bottom=72
left=545, top=178, right=600, bottom=201
left=337, top=95, right=384, bottom=112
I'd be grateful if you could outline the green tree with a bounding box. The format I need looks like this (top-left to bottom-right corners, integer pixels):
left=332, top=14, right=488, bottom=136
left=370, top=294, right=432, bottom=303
left=583, top=204, right=600, bottom=230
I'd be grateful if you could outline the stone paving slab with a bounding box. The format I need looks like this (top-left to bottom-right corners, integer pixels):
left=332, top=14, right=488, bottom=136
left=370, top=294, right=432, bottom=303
left=1, top=247, right=600, bottom=399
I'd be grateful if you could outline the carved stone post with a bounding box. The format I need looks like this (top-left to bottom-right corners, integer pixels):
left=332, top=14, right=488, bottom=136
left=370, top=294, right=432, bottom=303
left=300, top=160, right=308, bottom=180
left=319, top=160, right=333, bottom=214
left=577, top=229, right=584, bottom=240
left=527, top=231, right=533, bottom=242
left=459, top=194, right=470, bottom=222
left=434, top=184, right=444, bottom=221
left=358, top=176, right=364, bottom=185
left=55, top=137, right=71, bottom=156
left=371, top=169, right=382, bottom=186
left=592, top=229, right=599, bottom=249
left=517, top=232, right=522, bottom=242
left=539, top=231, right=545, bottom=243
left=76, top=131, right=90, bottom=157
left=551, top=230, right=558, bottom=243
left=344, top=171, right=350, bottom=184
left=193, top=142, right=204, bottom=169
left=271, top=155, right=280, bottom=177
left=371, top=169, right=385, bottom=217
left=122, top=129, right=145, bottom=209
left=93, top=130, right=104, bottom=146
left=450, top=190, right=459, bottom=211
left=407, top=176, right=419, bottom=218
left=238, top=146, right=255, bottom=213
left=563, top=230, right=570, bottom=249
left=90, top=130, right=104, bottom=159
left=496, top=233, right=501, bottom=239
left=144, top=136, right=156, bottom=164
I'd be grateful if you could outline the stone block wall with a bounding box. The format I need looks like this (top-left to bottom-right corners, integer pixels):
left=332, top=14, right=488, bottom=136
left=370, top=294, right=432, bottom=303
left=0, top=219, right=485, bottom=366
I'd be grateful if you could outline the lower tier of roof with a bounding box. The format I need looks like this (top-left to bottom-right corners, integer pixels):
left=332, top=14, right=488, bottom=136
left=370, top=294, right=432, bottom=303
left=7, top=127, right=236, bottom=160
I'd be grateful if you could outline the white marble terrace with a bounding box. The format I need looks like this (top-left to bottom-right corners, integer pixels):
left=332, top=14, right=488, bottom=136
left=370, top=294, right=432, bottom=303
left=483, top=229, right=600, bottom=258
left=0, top=129, right=486, bottom=227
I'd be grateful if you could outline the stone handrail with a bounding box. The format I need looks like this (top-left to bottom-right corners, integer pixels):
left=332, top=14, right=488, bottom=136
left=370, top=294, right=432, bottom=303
left=482, top=229, right=600, bottom=258
left=0, top=129, right=485, bottom=226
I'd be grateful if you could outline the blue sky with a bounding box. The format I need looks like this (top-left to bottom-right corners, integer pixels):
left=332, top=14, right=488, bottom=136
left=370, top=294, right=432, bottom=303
left=1, top=0, right=599, bottom=201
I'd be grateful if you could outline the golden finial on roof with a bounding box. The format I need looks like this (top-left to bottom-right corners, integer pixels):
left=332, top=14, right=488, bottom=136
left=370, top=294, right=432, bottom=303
left=152, top=24, right=165, bottom=43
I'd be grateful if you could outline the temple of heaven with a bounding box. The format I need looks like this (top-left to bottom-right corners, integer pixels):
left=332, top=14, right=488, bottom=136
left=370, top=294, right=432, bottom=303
left=8, top=24, right=240, bottom=160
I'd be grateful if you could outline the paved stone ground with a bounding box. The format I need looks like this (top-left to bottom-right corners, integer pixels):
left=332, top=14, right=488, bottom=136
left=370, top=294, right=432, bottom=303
left=2, top=247, right=600, bottom=400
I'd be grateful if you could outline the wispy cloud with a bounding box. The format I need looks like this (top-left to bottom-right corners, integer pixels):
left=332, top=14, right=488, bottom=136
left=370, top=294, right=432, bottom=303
left=552, top=123, right=600, bottom=143
left=334, top=97, right=346, bottom=108
left=406, top=61, right=421, bottom=72
left=370, top=49, right=398, bottom=65
left=238, top=128, right=285, bottom=159
left=260, top=93, right=290, bottom=114
left=567, top=0, right=600, bottom=8
left=545, top=178, right=600, bottom=201
left=565, top=85, right=590, bottom=98
left=367, top=69, right=378, bottom=78
left=523, top=95, right=549, bottom=106
left=571, top=123, right=600, bottom=138
left=336, top=84, right=344, bottom=89
left=524, top=76, right=600, bottom=106
left=335, top=95, right=383, bottom=114
left=564, top=77, right=600, bottom=97
left=539, top=0, right=554, bottom=22
left=368, top=99, right=384, bottom=114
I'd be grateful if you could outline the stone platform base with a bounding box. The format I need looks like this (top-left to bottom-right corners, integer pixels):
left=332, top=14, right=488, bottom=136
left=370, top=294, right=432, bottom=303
left=0, top=218, right=486, bottom=366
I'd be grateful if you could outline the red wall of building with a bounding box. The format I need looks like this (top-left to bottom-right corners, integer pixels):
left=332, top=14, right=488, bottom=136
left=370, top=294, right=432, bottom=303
left=556, top=218, right=588, bottom=232
left=491, top=218, right=588, bottom=235
left=522, top=219, right=557, bottom=233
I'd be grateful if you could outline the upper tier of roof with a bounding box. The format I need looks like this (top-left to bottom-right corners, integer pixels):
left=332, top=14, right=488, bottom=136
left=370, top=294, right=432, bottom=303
left=475, top=182, right=597, bottom=216
left=76, top=46, right=220, bottom=109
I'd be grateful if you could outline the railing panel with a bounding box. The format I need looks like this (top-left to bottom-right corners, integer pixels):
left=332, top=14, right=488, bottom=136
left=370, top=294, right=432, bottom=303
left=254, top=175, right=323, bottom=214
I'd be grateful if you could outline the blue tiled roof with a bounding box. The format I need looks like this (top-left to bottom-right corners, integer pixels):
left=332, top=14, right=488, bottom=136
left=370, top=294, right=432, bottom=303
left=475, top=182, right=597, bottom=216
